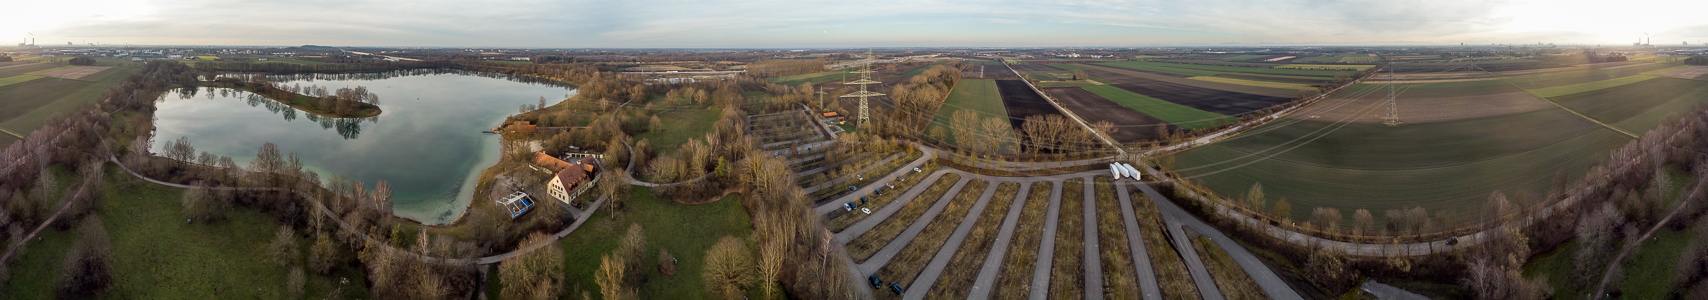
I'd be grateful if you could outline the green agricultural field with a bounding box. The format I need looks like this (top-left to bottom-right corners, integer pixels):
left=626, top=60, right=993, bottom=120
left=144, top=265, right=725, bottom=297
left=1221, top=55, right=1269, bottom=61
left=1100, top=61, right=1351, bottom=77
left=557, top=188, right=758, bottom=300
left=0, top=63, right=64, bottom=78
left=0, top=66, right=141, bottom=145
left=1037, top=80, right=1099, bottom=88
left=771, top=67, right=861, bottom=87
left=1337, top=56, right=1379, bottom=63
left=0, top=74, right=42, bottom=87
left=928, top=79, right=1012, bottom=145
left=1544, top=77, right=1708, bottom=133
left=1274, top=64, right=1374, bottom=71
left=1187, top=76, right=1315, bottom=90
left=1078, top=85, right=1231, bottom=130
left=1527, top=75, right=1658, bottom=98
left=1168, top=105, right=1633, bottom=224
left=633, top=106, right=724, bottom=155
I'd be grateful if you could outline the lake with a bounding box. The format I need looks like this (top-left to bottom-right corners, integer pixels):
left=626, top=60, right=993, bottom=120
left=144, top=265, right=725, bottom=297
left=151, top=71, right=575, bottom=224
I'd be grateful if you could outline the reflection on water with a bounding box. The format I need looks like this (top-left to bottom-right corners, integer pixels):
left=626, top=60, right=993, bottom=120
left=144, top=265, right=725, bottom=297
left=172, top=87, right=379, bottom=139
left=152, top=72, right=575, bottom=224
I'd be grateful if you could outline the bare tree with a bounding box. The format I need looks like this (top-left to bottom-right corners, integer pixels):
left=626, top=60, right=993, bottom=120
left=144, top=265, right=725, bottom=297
left=702, top=235, right=755, bottom=299
left=501, top=232, right=564, bottom=300
left=1353, top=209, right=1374, bottom=237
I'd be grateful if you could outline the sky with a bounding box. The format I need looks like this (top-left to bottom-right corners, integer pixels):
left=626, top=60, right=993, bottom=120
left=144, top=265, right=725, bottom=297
left=6, top=0, right=1708, bottom=48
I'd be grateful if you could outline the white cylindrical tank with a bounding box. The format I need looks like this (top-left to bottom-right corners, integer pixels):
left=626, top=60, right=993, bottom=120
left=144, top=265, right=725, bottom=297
left=1109, top=163, right=1121, bottom=179
left=1122, top=163, right=1142, bottom=180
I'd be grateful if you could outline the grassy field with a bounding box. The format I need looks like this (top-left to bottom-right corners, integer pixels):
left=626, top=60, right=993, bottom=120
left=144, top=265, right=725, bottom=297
left=1094, top=178, right=1141, bottom=299
left=557, top=187, right=754, bottom=300
left=1221, top=55, right=1269, bottom=61
left=0, top=74, right=42, bottom=87
left=927, top=182, right=1019, bottom=298
left=7, top=166, right=369, bottom=299
left=875, top=180, right=989, bottom=298
left=1100, top=61, right=1350, bottom=77
left=1078, top=85, right=1232, bottom=130
left=992, top=182, right=1053, bottom=300
left=928, top=78, right=1019, bottom=148
left=1274, top=64, right=1374, bottom=71
left=1527, top=75, right=1659, bottom=98
left=1188, top=76, right=1316, bottom=90
left=1050, top=178, right=1086, bottom=299
left=771, top=67, right=860, bottom=87
left=1133, top=191, right=1200, bottom=299
left=633, top=106, right=723, bottom=155
left=1168, top=104, right=1633, bottom=224
left=0, top=65, right=140, bottom=147
left=1190, top=230, right=1266, bottom=300
left=1549, top=77, right=1708, bottom=132
left=848, top=173, right=962, bottom=261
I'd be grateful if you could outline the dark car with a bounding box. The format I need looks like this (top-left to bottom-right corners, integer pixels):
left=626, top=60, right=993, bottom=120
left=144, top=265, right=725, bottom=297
left=875, top=188, right=884, bottom=195
left=890, top=282, right=905, bottom=294
left=869, top=275, right=882, bottom=288
left=861, top=197, right=869, bottom=205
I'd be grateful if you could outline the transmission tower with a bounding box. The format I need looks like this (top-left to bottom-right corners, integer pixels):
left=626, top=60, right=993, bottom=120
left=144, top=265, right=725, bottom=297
left=840, top=49, right=883, bottom=125
left=1382, top=62, right=1402, bottom=126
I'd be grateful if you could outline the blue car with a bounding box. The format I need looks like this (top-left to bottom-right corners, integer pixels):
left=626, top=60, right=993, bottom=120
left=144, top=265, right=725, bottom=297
left=844, top=202, right=856, bottom=211
left=869, top=275, right=882, bottom=288
left=874, top=188, right=884, bottom=195
left=890, top=283, right=905, bottom=294
left=861, top=197, right=869, bottom=205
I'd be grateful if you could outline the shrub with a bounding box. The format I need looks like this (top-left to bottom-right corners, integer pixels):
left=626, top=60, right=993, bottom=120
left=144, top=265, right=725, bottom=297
left=702, top=236, right=754, bottom=299
left=68, top=56, right=96, bottom=66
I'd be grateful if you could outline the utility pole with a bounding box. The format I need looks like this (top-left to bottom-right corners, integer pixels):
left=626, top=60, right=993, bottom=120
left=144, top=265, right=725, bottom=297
left=1383, top=61, right=1402, bottom=126
left=841, top=49, right=884, bottom=126
left=816, top=88, right=828, bottom=110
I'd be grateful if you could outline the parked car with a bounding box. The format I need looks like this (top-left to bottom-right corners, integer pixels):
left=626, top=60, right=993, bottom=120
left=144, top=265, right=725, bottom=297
left=890, top=283, right=905, bottom=294
left=844, top=202, right=855, bottom=211
left=869, top=275, right=882, bottom=288
left=874, top=188, right=884, bottom=195
left=861, top=197, right=869, bottom=205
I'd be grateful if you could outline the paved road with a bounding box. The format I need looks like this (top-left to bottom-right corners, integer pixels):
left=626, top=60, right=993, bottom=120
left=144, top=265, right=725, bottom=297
left=902, top=183, right=998, bottom=300
left=1080, top=177, right=1105, bottom=300
left=1115, top=183, right=1164, bottom=300
left=1132, top=181, right=1304, bottom=300
left=852, top=177, right=969, bottom=272
left=967, top=183, right=1033, bottom=300
left=814, top=144, right=936, bottom=215
left=1029, top=177, right=1064, bottom=300
left=833, top=169, right=954, bottom=240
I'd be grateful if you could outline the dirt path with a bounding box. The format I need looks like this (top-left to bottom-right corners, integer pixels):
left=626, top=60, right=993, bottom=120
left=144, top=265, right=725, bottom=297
left=1591, top=179, right=1700, bottom=299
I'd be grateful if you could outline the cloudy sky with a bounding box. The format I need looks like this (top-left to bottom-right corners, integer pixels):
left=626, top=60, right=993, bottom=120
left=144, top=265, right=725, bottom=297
left=7, top=0, right=1707, bottom=48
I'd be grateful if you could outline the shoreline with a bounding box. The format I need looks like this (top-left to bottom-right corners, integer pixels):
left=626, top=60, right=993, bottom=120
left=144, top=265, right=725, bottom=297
left=199, top=81, right=384, bottom=118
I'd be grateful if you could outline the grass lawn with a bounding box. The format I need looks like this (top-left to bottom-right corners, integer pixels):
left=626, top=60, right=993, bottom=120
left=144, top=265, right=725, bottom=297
left=1036, top=80, right=1099, bottom=88
left=632, top=106, right=723, bottom=155
left=0, top=66, right=140, bottom=135
left=1189, top=230, right=1265, bottom=300
left=8, top=166, right=370, bottom=299
left=1548, top=77, right=1708, bottom=129
left=1094, top=178, right=1141, bottom=299
left=993, top=182, right=1052, bottom=299
left=927, top=79, right=1011, bottom=146
left=1528, top=75, right=1659, bottom=98
left=1078, top=85, right=1231, bottom=130
left=1188, top=76, right=1315, bottom=91
left=556, top=187, right=755, bottom=300
left=1050, top=178, right=1086, bottom=299
left=771, top=67, right=861, bottom=87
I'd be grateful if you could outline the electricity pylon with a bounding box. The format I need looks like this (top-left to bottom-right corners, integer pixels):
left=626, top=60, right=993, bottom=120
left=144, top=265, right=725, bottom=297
left=841, top=49, right=883, bottom=126
left=1382, top=62, right=1402, bottom=126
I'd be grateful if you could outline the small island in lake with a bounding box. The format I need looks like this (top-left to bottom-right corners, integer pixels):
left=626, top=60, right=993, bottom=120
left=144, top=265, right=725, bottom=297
left=202, top=77, right=383, bottom=118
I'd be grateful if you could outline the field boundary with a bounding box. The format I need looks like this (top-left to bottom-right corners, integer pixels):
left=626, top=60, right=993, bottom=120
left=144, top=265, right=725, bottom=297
left=1005, top=63, right=1125, bottom=154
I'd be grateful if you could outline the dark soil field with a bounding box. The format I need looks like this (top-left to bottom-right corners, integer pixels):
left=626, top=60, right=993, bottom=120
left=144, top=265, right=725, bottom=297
left=1043, top=87, right=1175, bottom=142
left=1214, top=74, right=1325, bottom=84
left=994, top=80, right=1062, bottom=128
left=1167, top=66, right=1333, bottom=78
left=1009, top=64, right=1064, bottom=71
